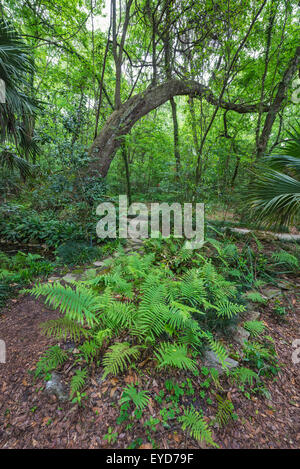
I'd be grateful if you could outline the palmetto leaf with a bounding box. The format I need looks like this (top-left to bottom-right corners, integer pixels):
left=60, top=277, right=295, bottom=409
left=247, top=126, right=300, bottom=228
left=0, top=19, right=40, bottom=161
left=248, top=170, right=300, bottom=227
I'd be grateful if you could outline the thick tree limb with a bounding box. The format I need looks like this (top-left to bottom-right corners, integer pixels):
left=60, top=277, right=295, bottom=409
left=87, top=79, right=271, bottom=177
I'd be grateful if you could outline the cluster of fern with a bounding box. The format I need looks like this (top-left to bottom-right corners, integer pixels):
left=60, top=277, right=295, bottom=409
left=29, top=250, right=246, bottom=394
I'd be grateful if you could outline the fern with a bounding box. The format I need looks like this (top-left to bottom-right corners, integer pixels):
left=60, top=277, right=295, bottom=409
left=215, top=300, right=246, bottom=319
left=215, top=394, right=235, bottom=427
left=35, top=345, right=68, bottom=377
left=94, top=328, right=113, bottom=347
left=40, top=318, right=91, bottom=341
left=245, top=291, right=266, bottom=304
left=232, top=367, right=258, bottom=386
left=119, top=385, right=150, bottom=410
left=70, top=368, right=88, bottom=398
left=79, top=340, right=101, bottom=363
left=154, top=342, right=198, bottom=373
left=102, top=342, right=141, bottom=378
left=179, top=406, right=218, bottom=447
left=102, top=300, right=136, bottom=331
left=244, top=320, right=265, bottom=337
left=203, top=332, right=229, bottom=368
left=271, top=250, right=299, bottom=268
left=27, top=282, right=100, bottom=327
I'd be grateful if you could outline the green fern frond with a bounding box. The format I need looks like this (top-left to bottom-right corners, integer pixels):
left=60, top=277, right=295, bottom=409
left=35, top=345, right=68, bottom=377
left=102, top=301, right=136, bottom=331
left=119, top=384, right=150, bottom=410
left=70, top=368, right=88, bottom=398
left=40, top=318, right=91, bottom=341
left=102, top=342, right=141, bottom=378
left=271, top=250, right=299, bottom=268
left=27, top=282, right=100, bottom=327
left=203, top=332, right=229, bottom=368
left=94, top=328, right=113, bottom=347
left=244, top=291, right=267, bottom=304
left=79, top=339, right=101, bottom=363
left=232, top=367, right=258, bottom=386
left=215, top=394, right=235, bottom=427
left=244, top=320, right=265, bottom=337
left=215, top=300, right=246, bottom=319
left=154, top=342, right=198, bottom=373
left=179, top=406, right=218, bottom=447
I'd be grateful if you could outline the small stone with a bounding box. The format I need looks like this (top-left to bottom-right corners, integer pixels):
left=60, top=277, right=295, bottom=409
left=233, top=326, right=250, bottom=346
left=62, top=273, right=78, bottom=283
left=48, top=276, right=60, bottom=282
left=45, top=372, right=68, bottom=402
left=247, top=311, right=260, bottom=321
left=203, top=350, right=239, bottom=374
left=262, top=288, right=281, bottom=299
left=93, top=261, right=104, bottom=267
left=81, top=268, right=98, bottom=280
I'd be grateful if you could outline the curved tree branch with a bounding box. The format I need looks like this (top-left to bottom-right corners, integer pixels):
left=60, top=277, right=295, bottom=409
left=87, top=79, right=271, bottom=178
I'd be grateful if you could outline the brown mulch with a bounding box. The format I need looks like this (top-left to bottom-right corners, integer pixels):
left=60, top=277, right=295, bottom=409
left=0, top=286, right=299, bottom=449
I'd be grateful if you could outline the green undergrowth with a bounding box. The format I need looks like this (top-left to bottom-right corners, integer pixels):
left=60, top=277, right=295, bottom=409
left=24, top=235, right=297, bottom=447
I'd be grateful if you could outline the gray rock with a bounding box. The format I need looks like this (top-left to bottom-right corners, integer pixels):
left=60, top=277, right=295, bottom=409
left=203, top=350, right=239, bottom=374
left=48, top=276, right=60, bottom=282
left=261, top=288, right=281, bottom=299
left=93, top=261, right=105, bottom=267
left=62, top=273, right=78, bottom=283
left=233, top=326, right=250, bottom=346
left=80, top=268, right=98, bottom=280
left=247, top=310, right=260, bottom=321
left=45, top=372, right=68, bottom=402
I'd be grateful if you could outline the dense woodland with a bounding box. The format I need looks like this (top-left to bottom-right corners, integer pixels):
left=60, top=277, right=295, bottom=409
left=0, top=0, right=299, bottom=451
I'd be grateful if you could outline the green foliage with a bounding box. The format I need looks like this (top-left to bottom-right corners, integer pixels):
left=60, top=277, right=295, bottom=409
left=246, top=126, right=300, bottom=228
left=79, top=340, right=101, bottom=363
left=103, top=427, right=118, bottom=444
left=215, top=300, right=246, bottom=319
left=70, top=368, right=87, bottom=398
left=56, top=242, right=102, bottom=266
left=215, top=394, right=236, bottom=427
left=271, top=250, right=299, bottom=269
left=244, top=291, right=267, bottom=304
left=28, top=249, right=246, bottom=383
left=0, top=206, right=87, bottom=248
left=244, top=320, right=265, bottom=338
left=40, top=318, right=91, bottom=341
left=27, top=282, right=100, bottom=327
left=179, top=406, right=218, bottom=447
left=243, top=339, right=279, bottom=376
left=120, top=385, right=150, bottom=410
left=231, top=367, right=258, bottom=386
left=102, top=342, right=141, bottom=378
left=35, top=345, right=68, bottom=377
left=154, top=342, right=198, bottom=373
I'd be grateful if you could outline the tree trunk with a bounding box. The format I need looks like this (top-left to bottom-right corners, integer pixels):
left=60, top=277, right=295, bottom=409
left=256, top=46, right=300, bottom=159
left=170, top=97, right=180, bottom=174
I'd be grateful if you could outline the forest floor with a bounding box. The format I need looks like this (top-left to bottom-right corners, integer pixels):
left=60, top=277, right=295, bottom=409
left=0, top=240, right=299, bottom=449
